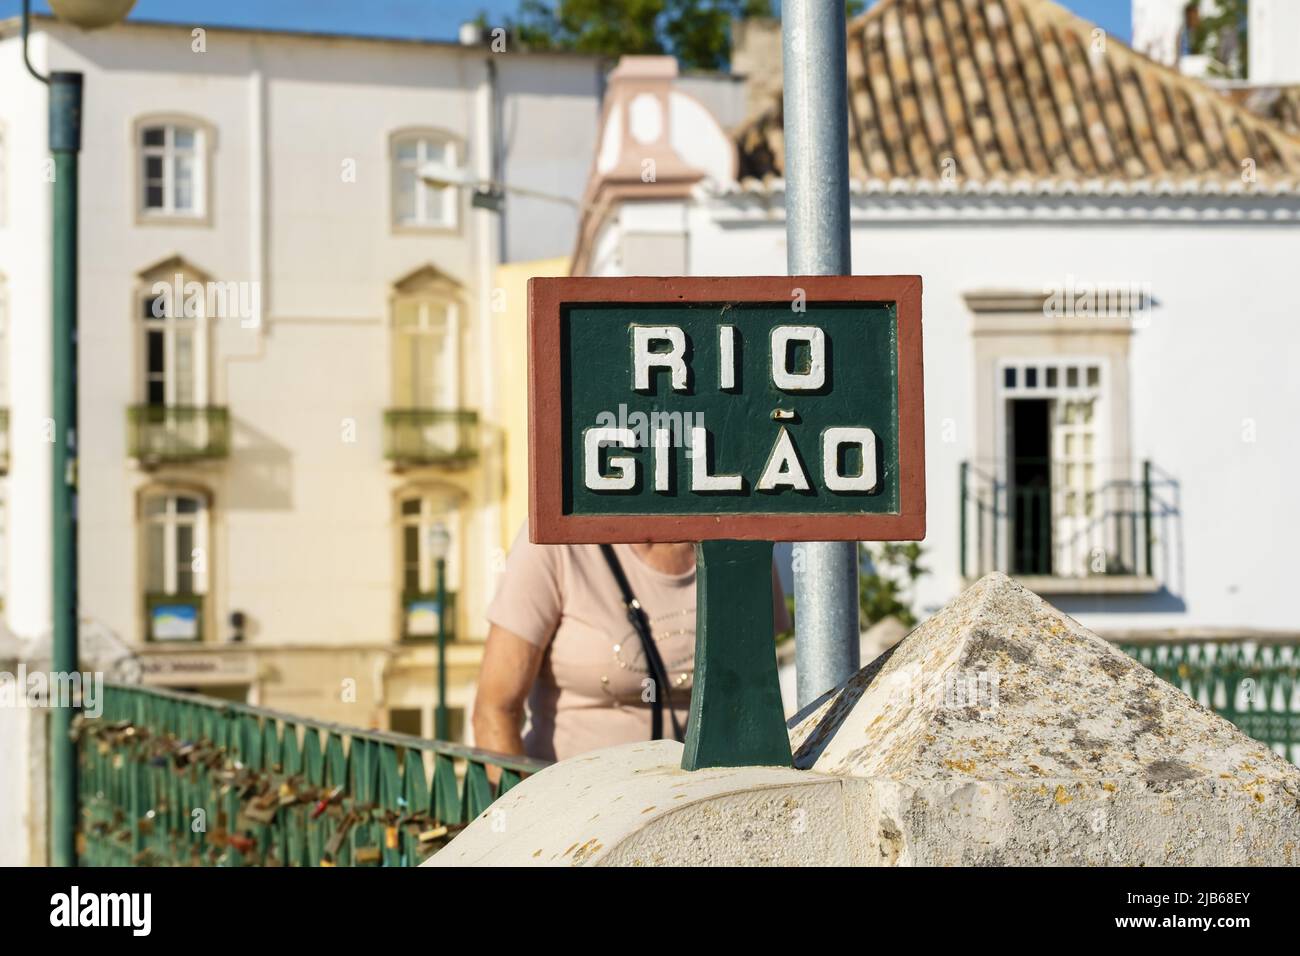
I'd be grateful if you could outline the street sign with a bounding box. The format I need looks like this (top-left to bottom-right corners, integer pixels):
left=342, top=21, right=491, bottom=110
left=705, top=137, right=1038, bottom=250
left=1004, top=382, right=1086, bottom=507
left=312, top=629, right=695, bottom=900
left=526, top=274, right=925, bottom=771
left=528, top=276, right=925, bottom=544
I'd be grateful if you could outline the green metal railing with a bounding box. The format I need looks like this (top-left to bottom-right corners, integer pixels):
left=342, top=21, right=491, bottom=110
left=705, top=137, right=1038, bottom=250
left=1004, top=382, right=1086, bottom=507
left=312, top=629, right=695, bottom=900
left=1119, top=639, right=1300, bottom=764
left=383, top=409, right=478, bottom=466
left=960, top=459, right=1164, bottom=581
left=127, top=405, right=231, bottom=463
left=76, top=683, right=549, bottom=867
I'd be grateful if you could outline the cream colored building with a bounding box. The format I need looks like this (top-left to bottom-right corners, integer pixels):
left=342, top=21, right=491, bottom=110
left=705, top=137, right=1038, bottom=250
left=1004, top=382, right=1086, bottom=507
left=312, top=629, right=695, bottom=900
left=0, top=15, right=608, bottom=737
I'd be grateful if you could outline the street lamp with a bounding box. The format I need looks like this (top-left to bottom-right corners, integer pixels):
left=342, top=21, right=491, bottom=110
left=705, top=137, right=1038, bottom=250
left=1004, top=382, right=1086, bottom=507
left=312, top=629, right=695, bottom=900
left=22, top=0, right=138, bottom=868
left=426, top=522, right=451, bottom=740
left=418, top=160, right=581, bottom=214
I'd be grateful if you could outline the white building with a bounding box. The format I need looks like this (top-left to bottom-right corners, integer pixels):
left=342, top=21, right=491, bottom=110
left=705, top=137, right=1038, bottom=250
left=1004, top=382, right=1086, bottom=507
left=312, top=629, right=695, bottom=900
left=573, top=0, right=1300, bottom=640
left=0, top=14, right=611, bottom=736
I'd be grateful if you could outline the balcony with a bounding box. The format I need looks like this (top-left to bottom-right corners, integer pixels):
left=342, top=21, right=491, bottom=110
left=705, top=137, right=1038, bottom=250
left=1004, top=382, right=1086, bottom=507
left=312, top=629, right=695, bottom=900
left=401, top=589, right=457, bottom=644
left=128, top=405, right=230, bottom=465
left=383, top=409, right=478, bottom=468
left=959, top=459, right=1171, bottom=595
left=144, top=592, right=205, bottom=643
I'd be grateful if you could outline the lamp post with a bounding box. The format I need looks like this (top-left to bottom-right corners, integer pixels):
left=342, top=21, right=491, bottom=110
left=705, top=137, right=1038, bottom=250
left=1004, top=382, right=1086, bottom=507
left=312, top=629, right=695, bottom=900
left=426, top=522, right=451, bottom=740
left=22, top=0, right=136, bottom=869
left=418, top=160, right=581, bottom=214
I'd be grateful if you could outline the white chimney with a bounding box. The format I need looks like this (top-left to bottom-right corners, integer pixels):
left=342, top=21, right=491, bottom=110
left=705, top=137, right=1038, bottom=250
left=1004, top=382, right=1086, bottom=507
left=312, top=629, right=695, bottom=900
left=1249, top=0, right=1300, bottom=84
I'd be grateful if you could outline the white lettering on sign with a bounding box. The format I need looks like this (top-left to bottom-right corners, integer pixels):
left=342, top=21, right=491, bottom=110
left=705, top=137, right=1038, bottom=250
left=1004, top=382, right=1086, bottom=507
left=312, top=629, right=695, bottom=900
left=770, top=326, right=825, bottom=391
left=633, top=326, right=688, bottom=391
left=823, top=427, right=878, bottom=492
left=690, top=426, right=743, bottom=491
left=718, top=325, right=737, bottom=391
left=582, top=324, right=883, bottom=497
left=583, top=423, right=880, bottom=496
left=584, top=427, right=639, bottom=490
left=653, top=427, right=671, bottom=491
left=756, top=427, right=810, bottom=491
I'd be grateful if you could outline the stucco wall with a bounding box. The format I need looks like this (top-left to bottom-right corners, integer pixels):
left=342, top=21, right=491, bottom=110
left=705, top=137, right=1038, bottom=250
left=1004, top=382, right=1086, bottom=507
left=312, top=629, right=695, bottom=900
left=677, top=194, right=1300, bottom=632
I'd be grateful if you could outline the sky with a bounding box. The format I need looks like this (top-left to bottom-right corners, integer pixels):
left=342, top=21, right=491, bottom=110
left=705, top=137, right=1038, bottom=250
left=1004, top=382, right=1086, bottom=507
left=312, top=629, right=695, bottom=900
left=4, top=1, right=1134, bottom=46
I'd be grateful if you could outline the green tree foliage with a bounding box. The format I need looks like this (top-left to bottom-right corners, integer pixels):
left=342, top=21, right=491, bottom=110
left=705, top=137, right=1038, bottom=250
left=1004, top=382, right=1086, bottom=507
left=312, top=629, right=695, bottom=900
left=858, top=542, right=926, bottom=629
left=1187, top=0, right=1247, bottom=79
left=501, top=0, right=869, bottom=71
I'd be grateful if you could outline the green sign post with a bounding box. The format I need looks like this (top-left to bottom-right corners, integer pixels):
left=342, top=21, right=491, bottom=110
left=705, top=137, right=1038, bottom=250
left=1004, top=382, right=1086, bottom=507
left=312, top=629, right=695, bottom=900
left=529, top=275, right=924, bottom=769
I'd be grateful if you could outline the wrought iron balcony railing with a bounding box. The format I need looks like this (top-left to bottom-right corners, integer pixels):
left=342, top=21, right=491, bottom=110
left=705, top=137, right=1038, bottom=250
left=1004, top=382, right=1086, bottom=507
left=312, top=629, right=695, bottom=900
left=960, top=459, right=1172, bottom=589
left=128, top=405, right=230, bottom=463
left=383, top=409, right=478, bottom=467
left=76, top=683, right=550, bottom=867
left=401, top=589, right=457, bottom=643
left=1118, top=638, right=1300, bottom=765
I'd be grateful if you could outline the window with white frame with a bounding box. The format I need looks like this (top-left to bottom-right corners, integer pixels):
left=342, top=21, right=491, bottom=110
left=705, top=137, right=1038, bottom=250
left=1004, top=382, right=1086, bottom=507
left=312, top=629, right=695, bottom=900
left=398, top=491, right=461, bottom=641
left=399, top=493, right=461, bottom=596
left=139, top=121, right=205, bottom=217
left=143, top=492, right=208, bottom=596
left=999, top=359, right=1108, bottom=577
left=141, top=287, right=206, bottom=406
left=392, top=297, right=459, bottom=409
left=392, top=132, right=457, bottom=228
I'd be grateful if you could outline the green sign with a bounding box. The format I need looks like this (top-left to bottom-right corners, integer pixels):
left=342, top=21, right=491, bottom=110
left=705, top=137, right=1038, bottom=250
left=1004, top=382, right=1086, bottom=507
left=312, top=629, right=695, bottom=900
left=528, top=276, right=925, bottom=771
left=530, top=276, right=924, bottom=543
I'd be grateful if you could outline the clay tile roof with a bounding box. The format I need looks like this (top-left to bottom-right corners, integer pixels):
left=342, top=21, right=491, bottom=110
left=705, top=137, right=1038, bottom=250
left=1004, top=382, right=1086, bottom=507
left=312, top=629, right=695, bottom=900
left=1226, top=86, right=1300, bottom=139
left=735, top=0, right=1300, bottom=191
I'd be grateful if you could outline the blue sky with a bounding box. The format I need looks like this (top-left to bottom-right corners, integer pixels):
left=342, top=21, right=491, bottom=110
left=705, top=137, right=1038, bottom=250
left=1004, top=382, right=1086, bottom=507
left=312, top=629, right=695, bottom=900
left=4, top=1, right=1133, bottom=47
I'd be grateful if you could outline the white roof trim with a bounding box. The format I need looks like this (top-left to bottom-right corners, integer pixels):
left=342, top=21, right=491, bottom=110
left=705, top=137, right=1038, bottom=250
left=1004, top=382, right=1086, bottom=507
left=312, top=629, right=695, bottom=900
left=713, top=175, right=1300, bottom=199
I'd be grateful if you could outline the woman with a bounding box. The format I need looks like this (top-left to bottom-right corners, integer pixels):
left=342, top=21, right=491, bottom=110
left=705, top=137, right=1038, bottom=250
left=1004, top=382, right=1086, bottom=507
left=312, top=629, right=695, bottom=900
left=474, top=523, right=790, bottom=762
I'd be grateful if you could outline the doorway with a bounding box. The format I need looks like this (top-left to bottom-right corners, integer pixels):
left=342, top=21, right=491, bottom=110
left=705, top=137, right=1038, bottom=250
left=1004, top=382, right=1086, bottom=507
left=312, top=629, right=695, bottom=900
left=1009, top=398, right=1052, bottom=575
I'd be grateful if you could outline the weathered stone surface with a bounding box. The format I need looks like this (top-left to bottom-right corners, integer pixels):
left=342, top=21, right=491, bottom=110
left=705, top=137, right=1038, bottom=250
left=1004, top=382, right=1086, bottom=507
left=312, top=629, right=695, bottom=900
left=790, top=573, right=1300, bottom=864
left=432, top=573, right=1300, bottom=866
left=426, top=740, right=864, bottom=866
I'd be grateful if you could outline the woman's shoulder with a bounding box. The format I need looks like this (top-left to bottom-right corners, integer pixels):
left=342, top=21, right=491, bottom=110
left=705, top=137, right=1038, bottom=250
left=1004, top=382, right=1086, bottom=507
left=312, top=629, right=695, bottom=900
left=506, top=522, right=607, bottom=584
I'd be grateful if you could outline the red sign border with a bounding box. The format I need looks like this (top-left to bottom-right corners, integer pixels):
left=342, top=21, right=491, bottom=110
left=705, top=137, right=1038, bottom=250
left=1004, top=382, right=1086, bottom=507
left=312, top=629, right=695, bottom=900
left=528, top=275, right=925, bottom=544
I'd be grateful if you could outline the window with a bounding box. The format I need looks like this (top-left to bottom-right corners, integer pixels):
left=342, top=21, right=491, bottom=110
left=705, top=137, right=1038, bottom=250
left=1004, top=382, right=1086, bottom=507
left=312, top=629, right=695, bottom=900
left=393, top=297, right=459, bottom=409
left=392, top=132, right=457, bottom=229
left=999, top=360, right=1107, bottom=577
left=141, top=490, right=209, bottom=641
left=398, top=491, right=462, bottom=640
left=140, top=284, right=206, bottom=406
left=143, top=492, right=207, bottom=595
left=138, top=120, right=206, bottom=218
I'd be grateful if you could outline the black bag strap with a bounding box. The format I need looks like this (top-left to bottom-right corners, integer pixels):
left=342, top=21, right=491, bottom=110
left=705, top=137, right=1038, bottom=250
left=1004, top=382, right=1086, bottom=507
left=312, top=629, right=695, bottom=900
left=598, top=544, right=684, bottom=742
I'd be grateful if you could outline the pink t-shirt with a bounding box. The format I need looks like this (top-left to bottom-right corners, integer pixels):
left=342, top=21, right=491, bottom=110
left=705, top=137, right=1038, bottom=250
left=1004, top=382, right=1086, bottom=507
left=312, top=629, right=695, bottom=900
left=487, top=523, right=788, bottom=762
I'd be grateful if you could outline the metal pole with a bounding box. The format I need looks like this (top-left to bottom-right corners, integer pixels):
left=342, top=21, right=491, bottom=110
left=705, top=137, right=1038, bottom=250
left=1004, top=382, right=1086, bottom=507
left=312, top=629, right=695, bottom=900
left=435, top=558, right=448, bottom=739
left=49, top=68, right=83, bottom=867
left=783, top=0, right=860, bottom=707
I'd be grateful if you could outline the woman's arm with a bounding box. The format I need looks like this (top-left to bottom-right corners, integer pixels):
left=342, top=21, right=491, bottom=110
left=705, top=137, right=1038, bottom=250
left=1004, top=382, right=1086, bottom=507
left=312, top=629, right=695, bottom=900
left=473, top=623, right=546, bottom=764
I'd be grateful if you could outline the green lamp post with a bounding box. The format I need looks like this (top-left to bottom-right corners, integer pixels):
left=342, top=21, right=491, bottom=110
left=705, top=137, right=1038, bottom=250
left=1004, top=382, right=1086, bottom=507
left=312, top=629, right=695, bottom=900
left=426, top=522, right=451, bottom=740
left=21, top=0, right=137, bottom=867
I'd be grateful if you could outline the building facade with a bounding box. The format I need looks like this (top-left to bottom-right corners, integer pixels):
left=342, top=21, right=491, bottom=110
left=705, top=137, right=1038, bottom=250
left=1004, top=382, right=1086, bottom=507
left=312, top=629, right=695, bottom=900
left=572, top=0, right=1300, bottom=642
left=0, top=15, right=606, bottom=737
